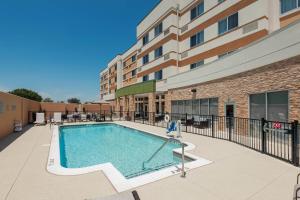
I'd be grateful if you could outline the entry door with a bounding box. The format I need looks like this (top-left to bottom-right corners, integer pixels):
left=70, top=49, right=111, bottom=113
left=226, top=104, right=235, bottom=128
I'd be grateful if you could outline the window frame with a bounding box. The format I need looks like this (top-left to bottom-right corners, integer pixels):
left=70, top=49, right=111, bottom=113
left=154, top=46, right=163, bottom=59
left=154, top=22, right=163, bottom=37
left=142, top=75, right=149, bottom=82
left=154, top=70, right=163, bottom=80
left=190, top=30, right=204, bottom=48
left=218, top=12, right=239, bottom=35
left=142, top=33, right=149, bottom=46
left=190, top=1, right=204, bottom=21
left=280, top=0, right=299, bottom=14
left=142, top=54, right=149, bottom=65
left=249, top=91, right=289, bottom=122
left=190, top=60, right=204, bottom=69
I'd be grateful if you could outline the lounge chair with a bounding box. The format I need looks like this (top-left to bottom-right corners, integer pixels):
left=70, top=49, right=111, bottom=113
left=67, top=114, right=74, bottom=122
left=294, top=173, right=300, bottom=200
left=81, top=114, right=87, bottom=121
left=86, top=190, right=140, bottom=200
left=34, top=113, right=45, bottom=125
left=53, top=112, right=62, bottom=124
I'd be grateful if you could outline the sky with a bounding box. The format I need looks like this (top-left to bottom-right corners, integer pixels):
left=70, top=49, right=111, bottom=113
left=0, top=0, right=158, bottom=102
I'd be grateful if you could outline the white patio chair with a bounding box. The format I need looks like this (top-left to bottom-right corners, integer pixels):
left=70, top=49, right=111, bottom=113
left=53, top=112, right=62, bottom=124
left=34, top=113, right=45, bottom=125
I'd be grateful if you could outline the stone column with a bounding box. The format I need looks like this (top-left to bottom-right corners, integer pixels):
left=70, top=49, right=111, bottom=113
left=128, top=95, right=135, bottom=120
left=165, top=91, right=172, bottom=114
left=148, top=93, right=156, bottom=124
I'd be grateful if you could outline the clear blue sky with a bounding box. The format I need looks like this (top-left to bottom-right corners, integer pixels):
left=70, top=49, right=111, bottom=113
left=0, top=0, right=158, bottom=102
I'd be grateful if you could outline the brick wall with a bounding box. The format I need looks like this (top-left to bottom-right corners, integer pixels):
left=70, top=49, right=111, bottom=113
left=168, top=55, right=300, bottom=121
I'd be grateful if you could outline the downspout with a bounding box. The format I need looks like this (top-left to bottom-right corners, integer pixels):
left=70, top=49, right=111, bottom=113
left=176, top=4, right=180, bottom=72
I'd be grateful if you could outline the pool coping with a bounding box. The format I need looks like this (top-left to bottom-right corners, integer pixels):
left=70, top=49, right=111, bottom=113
left=47, top=122, right=212, bottom=192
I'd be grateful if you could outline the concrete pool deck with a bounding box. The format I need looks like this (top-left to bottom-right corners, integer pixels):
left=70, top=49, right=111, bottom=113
left=0, top=121, right=298, bottom=200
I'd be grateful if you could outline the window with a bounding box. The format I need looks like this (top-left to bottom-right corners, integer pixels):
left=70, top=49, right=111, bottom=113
left=123, top=75, right=126, bottom=80
left=190, top=30, right=204, bottom=47
left=154, top=46, right=163, bottom=58
left=190, top=60, right=204, bottom=69
left=171, top=98, right=219, bottom=115
left=114, top=77, right=117, bottom=82
left=218, top=0, right=225, bottom=3
left=190, top=1, right=204, bottom=20
left=218, top=13, right=238, bottom=35
left=131, top=69, right=137, bottom=76
left=218, top=50, right=235, bottom=59
left=143, top=33, right=149, bottom=45
left=131, top=54, right=136, bottom=62
left=154, top=70, right=163, bottom=80
left=154, top=22, right=163, bottom=37
left=143, top=54, right=149, bottom=65
left=280, top=0, right=299, bottom=14
left=143, top=75, right=149, bottom=82
left=250, top=91, right=288, bottom=122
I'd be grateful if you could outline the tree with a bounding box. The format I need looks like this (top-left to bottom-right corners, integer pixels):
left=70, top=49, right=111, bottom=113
left=43, top=97, right=53, bottom=102
left=9, top=88, right=43, bottom=102
left=67, top=98, right=81, bottom=104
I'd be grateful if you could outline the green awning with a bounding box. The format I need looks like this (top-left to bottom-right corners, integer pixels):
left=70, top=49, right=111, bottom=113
left=116, top=80, right=156, bottom=98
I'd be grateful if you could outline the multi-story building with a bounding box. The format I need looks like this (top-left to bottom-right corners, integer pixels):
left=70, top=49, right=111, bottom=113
left=100, top=0, right=300, bottom=122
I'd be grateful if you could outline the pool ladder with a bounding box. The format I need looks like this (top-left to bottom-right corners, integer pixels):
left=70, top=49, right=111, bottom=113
left=142, top=138, right=186, bottom=177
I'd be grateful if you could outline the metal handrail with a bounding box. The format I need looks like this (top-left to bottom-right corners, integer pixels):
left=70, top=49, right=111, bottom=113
left=142, top=138, right=186, bottom=177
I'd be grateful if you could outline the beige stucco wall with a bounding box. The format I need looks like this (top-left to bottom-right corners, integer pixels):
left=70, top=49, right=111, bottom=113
left=0, top=92, right=41, bottom=139
left=0, top=92, right=112, bottom=139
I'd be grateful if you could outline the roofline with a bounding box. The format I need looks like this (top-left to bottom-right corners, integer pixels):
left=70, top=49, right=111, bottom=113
left=137, top=0, right=162, bottom=26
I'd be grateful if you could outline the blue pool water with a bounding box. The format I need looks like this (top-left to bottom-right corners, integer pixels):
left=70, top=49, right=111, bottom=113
left=59, top=124, right=186, bottom=178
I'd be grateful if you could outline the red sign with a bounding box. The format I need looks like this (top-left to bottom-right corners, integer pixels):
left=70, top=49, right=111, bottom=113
left=273, top=122, right=282, bottom=129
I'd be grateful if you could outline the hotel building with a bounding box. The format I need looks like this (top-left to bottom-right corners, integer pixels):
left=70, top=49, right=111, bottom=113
left=100, top=0, right=300, bottom=122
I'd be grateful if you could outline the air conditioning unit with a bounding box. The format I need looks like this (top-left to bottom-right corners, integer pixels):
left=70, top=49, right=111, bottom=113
left=181, top=25, right=188, bottom=33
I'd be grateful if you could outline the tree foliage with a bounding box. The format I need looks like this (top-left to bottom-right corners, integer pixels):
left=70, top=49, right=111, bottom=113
left=43, top=97, right=54, bottom=102
left=9, top=88, right=43, bottom=102
left=67, top=98, right=81, bottom=104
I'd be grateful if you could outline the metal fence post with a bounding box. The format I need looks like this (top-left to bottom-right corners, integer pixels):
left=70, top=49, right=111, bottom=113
left=292, top=120, right=299, bottom=166
left=142, top=112, right=145, bottom=124
left=133, top=111, right=135, bottom=122
left=211, top=115, right=215, bottom=138
left=261, top=118, right=266, bottom=153
left=185, top=113, right=188, bottom=132
left=228, top=117, right=232, bottom=141
left=104, top=110, right=106, bottom=122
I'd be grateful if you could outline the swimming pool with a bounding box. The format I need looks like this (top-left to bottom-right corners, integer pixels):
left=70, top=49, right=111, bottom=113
left=47, top=122, right=212, bottom=192
left=59, top=124, right=185, bottom=178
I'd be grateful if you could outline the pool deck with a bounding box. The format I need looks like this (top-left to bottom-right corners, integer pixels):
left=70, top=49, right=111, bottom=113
left=0, top=121, right=298, bottom=200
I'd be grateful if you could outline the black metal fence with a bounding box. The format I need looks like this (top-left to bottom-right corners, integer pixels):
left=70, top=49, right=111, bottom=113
left=105, top=111, right=299, bottom=166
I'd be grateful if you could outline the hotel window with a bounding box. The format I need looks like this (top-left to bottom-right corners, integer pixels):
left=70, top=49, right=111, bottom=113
left=154, top=46, right=163, bottom=59
left=154, top=70, right=163, bottom=80
left=131, top=54, right=136, bottom=62
left=123, top=75, right=126, bottom=80
left=143, top=33, right=149, bottom=46
left=280, top=0, right=299, bottom=14
left=190, top=60, right=204, bottom=69
left=190, top=30, right=204, bottom=47
left=143, top=75, right=149, bottom=82
left=218, top=12, right=238, bottom=35
left=143, top=54, right=149, bottom=65
left=131, top=69, right=137, bottom=76
left=218, top=0, right=225, bottom=3
left=190, top=1, right=204, bottom=20
left=154, top=22, right=163, bottom=37
left=218, top=50, right=235, bottom=59
left=171, top=98, right=218, bottom=115
left=250, top=91, right=288, bottom=122
left=114, top=77, right=117, bottom=82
